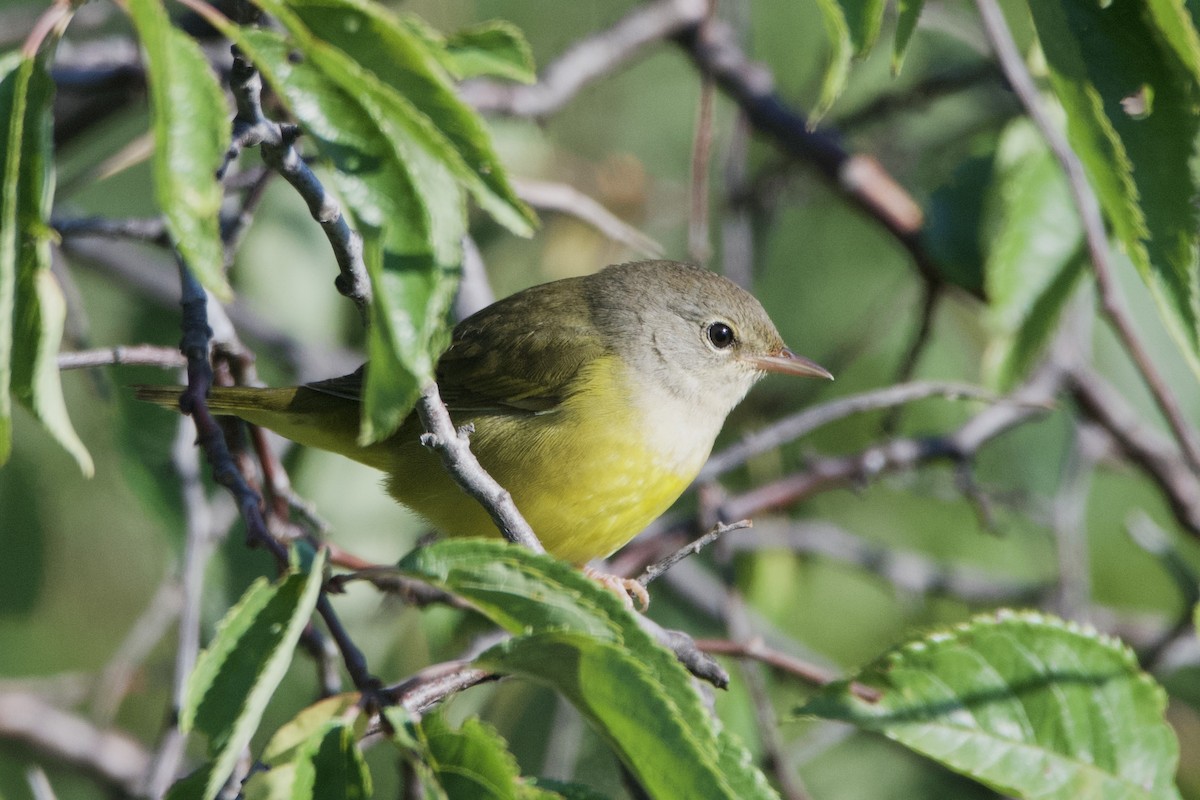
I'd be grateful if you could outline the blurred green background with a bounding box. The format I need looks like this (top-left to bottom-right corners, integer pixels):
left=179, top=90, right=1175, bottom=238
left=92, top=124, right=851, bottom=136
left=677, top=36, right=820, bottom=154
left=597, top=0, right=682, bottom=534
left=3, top=0, right=1200, bottom=797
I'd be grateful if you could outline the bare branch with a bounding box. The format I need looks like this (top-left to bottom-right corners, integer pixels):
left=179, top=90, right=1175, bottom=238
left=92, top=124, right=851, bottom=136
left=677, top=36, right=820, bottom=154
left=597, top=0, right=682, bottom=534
left=695, top=638, right=880, bottom=704
left=460, top=0, right=708, bottom=117
left=416, top=383, right=545, bottom=554
left=975, top=0, right=1200, bottom=473
left=700, top=381, right=1005, bottom=481
left=58, top=344, right=186, bottom=370
left=1067, top=366, right=1200, bottom=536
left=0, top=692, right=152, bottom=797
left=637, top=520, right=752, bottom=586
left=511, top=178, right=664, bottom=258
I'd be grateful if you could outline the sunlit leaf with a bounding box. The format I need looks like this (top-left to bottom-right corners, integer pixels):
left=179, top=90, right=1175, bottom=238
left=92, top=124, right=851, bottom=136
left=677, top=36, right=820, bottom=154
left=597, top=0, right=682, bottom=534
left=417, top=712, right=546, bottom=799
left=801, top=611, right=1181, bottom=800
left=255, top=0, right=535, bottom=238
left=126, top=0, right=230, bottom=299
left=0, top=45, right=92, bottom=476
left=480, top=632, right=774, bottom=800
left=397, top=540, right=778, bottom=800
left=1030, top=0, right=1200, bottom=376
left=179, top=549, right=326, bottom=800
left=809, top=0, right=887, bottom=119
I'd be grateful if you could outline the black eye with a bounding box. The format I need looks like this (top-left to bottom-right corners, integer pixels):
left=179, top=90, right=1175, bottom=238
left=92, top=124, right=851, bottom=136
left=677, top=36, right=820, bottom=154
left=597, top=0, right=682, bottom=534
left=706, top=321, right=735, bottom=349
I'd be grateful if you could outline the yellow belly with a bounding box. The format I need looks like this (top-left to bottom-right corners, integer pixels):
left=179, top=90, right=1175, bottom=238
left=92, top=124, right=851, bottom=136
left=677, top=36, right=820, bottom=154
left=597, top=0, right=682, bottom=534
left=386, top=356, right=712, bottom=564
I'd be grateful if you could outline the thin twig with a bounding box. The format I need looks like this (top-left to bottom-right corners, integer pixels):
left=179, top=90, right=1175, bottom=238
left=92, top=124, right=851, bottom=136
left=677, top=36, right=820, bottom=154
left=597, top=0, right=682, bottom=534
left=1067, top=365, right=1200, bottom=536
left=694, top=638, right=880, bottom=703
left=0, top=692, right=152, bottom=796
left=674, top=19, right=933, bottom=283
left=637, top=520, right=752, bottom=586
left=724, top=593, right=811, bottom=800
left=174, top=0, right=371, bottom=316
left=415, top=383, right=545, bottom=553
left=1126, top=512, right=1200, bottom=670
left=460, top=0, right=708, bottom=117
left=975, top=0, right=1200, bottom=473
left=511, top=179, right=664, bottom=258
left=688, top=56, right=716, bottom=265
left=58, top=344, right=186, bottom=370
left=699, top=380, right=1005, bottom=481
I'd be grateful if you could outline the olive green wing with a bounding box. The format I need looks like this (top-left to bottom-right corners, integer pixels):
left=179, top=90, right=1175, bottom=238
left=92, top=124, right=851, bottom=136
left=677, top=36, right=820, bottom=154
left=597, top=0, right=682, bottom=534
left=305, top=278, right=604, bottom=415
left=436, top=278, right=604, bottom=414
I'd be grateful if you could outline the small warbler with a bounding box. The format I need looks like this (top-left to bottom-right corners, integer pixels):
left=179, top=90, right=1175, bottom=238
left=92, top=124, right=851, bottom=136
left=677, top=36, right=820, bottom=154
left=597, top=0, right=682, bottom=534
left=139, top=260, right=830, bottom=564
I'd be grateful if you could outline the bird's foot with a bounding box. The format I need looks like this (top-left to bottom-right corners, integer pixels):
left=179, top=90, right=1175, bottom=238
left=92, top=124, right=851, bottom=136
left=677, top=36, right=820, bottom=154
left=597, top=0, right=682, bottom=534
left=584, top=566, right=650, bottom=612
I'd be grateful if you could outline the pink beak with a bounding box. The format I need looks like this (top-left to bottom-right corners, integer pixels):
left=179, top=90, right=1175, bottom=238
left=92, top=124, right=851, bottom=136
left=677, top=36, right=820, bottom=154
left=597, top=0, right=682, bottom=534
left=747, top=347, right=833, bottom=380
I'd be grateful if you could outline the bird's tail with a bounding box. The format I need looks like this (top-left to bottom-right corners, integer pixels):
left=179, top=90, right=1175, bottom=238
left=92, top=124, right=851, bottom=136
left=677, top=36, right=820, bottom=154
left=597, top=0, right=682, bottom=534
left=133, top=384, right=300, bottom=415
left=134, top=383, right=397, bottom=471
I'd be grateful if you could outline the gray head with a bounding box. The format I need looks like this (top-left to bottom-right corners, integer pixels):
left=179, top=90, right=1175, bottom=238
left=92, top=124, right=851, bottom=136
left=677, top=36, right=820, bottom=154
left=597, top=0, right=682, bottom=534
left=582, top=261, right=830, bottom=420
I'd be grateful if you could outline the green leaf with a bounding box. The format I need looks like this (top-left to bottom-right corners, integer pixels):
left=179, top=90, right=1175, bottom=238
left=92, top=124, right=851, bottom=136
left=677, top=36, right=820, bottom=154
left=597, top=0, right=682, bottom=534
left=1145, top=0, right=1200, bottom=86
left=0, top=48, right=93, bottom=476
left=479, top=632, right=774, bottom=800
left=241, top=693, right=364, bottom=799
left=444, top=21, right=537, bottom=84
left=224, top=26, right=457, bottom=443
left=982, top=119, right=1085, bottom=389
left=291, top=720, right=372, bottom=800
left=417, top=712, right=533, bottom=800
left=800, top=610, right=1181, bottom=800
left=256, top=0, right=536, bottom=238
left=809, top=0, right=886, bottom=119
left=126, top=0, right=230, bottom=300
left=1030, top=1, right=1200, bottom=377
left=809, top=0, right=853, bottom=121
left=397, top=540, right=778, bottom=800
left=892, top=0, right=926, bottom=74
left=921, top=151, right=993, bottom=297
left=383, top=707, right=450, bottom=800
left=179, top=549, right=326, bottom=800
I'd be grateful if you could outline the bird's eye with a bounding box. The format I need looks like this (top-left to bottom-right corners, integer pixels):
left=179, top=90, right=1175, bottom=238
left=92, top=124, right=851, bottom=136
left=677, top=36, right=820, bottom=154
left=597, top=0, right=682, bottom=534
left=706, top=321, right=736, bottom=349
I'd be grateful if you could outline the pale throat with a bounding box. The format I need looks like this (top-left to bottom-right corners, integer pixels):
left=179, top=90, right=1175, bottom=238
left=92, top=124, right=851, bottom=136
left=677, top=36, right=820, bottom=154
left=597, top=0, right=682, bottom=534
left=618, top=360, right=757, bottom=478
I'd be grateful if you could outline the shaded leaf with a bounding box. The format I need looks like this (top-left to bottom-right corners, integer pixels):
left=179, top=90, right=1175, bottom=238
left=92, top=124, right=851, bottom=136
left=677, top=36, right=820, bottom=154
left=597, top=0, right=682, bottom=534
left=242, top=693, right=364, bottom=799
left=126, top=0, right=230, bottom=299
left=982, top=119, right=1085, bottom=389
left=179, top=549, right=326, bottom=800
left=1030, top=1, right=1200, bottom=376
left=801, top=610, right=1181, bottom=800
left=0, top=47, right=92, bottom=475
left=291, top=720, right=372, bottom=800
left=921, top=151, right=993, bottom=297
left=893, top=0, right=926, bottom=74
left=445, top=21, right=537, bottom=84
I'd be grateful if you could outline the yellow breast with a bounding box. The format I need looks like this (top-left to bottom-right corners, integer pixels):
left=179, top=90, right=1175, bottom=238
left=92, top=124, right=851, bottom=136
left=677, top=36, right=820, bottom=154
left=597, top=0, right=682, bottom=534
left=386, top=355, right=719, bottom=564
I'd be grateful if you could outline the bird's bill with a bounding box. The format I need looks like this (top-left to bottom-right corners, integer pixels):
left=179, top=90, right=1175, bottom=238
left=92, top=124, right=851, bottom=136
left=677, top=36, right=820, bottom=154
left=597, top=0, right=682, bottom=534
left=748, top=348, right=833, bottom=380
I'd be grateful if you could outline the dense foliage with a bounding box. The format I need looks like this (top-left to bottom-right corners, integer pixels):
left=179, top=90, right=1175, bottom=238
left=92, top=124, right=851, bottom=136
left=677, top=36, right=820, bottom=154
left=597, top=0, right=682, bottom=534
left=3, top=1, right=1200, bottom=798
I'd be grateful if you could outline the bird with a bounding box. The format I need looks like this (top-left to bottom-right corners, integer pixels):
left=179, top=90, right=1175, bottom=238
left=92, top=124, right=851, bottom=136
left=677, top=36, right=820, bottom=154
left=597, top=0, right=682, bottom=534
left=139, top=260, right=830, bottom=572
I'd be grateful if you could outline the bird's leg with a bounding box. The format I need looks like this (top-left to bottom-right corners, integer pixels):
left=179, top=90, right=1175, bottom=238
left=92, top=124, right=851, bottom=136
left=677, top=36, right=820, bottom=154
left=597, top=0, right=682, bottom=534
left=584, top=566, right=650, bottom=612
